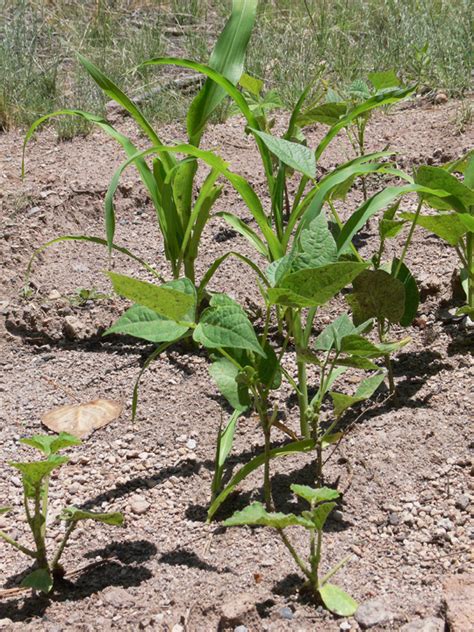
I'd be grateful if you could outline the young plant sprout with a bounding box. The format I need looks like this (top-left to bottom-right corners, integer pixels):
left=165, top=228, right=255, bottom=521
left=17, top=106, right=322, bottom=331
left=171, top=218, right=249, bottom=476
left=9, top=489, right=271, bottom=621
left=0, top=433, right=123, bottom=594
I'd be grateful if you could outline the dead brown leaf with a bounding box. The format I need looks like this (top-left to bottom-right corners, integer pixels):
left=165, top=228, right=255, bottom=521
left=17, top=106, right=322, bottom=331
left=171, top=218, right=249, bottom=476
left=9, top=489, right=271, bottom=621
left=41, top=399, right=123, bottom=438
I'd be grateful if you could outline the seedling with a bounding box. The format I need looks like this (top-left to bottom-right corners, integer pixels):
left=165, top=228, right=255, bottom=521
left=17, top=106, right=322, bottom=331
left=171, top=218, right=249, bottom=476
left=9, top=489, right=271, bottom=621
left=0, top=433, right=123, bottom=594
left=224, top=485, right=357, bottom=616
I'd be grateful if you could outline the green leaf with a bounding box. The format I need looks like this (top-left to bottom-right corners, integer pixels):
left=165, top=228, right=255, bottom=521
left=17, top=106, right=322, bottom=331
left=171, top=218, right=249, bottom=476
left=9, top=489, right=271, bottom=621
left=399, top=212, right=467, bottom=246
left=458, top=213, right=474, bottom=232
left=314, top=314, right=372, bottom=352
left=354, top=371, right=387, bottom=399
left=296, top=102, right=347, bottom=127
left=346, top=269, right=405, bottom=325
left=368, top=70, right=400, bottom=90
left=319, top=583, right=358, bottom=616
left=239, top=72, right=263, bottom=96
left=20, top=433, right=81, bottom=456
left=307, top=502, right=337, bottom=530
left=223, top=502, right=312, bottom=529
left=107, top=272, right=195, bottom=323
left=266, top=255, right=295, bottom=287
left=10, top=456, right=68, bottom=496
left=105, top=278, right=196, bottom=342
left=216, top=211, right=269, bottom=257
left=208, top=439, right=315, bottom=520
left=340, top=334, right=409, bottom=358
left=415, top=166, right=474, bottom=212
left=391, top=259, right=419, bottom=326
left=21, top=569, right=53, bottom=594
left=187, top=0, right=258, bottom=145
left=209, top=357, right=251, bottom=412
left=293, top=213, right=337, bottom=270
left=60, top=506, right=124, bottom=526
left=290, top=485, right=339, bottom=505
left=269, top=262, right=368, bottom=308
left=330, top=371, right=385, bottom=418
left=194, top=303, right=265, bottom=357
left=379, top=218, right=406, bottom=240
left=251, top=129, right=316, bottom=178
left=335, top=356, right=379, bottom=370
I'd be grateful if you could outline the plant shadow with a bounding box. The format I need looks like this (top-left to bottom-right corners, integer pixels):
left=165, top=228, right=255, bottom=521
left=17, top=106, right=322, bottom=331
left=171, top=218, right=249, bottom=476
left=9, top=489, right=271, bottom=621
left=159, top=547, right=233, bottom=574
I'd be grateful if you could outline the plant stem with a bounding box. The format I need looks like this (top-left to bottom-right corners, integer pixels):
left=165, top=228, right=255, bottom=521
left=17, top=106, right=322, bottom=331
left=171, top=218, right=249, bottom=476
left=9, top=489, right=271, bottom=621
left=394, top=198, right=423, bottom=277
left=262, top=423, right=274, bottom=511
left=276, top=528, right=312, bottom=580
left=52, top=522, right=76, bottom=569
left=466, top=232, right=473, bottom=309
left=0, top=530, right=37, bottom=558
left=320, top=553, right=353, bottom=586
left=378, top=319, right=395, bottom=393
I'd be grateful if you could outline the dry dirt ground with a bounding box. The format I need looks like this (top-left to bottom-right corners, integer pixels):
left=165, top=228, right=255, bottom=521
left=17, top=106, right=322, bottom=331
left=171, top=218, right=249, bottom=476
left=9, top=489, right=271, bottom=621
left=0, top=98, right=473, bottom=631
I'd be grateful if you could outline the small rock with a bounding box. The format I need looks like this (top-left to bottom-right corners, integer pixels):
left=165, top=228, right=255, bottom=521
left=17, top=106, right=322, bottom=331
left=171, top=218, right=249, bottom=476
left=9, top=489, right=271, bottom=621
left=102, top=587, right=135, bottom=608
left=186, top=438, right=197, bottom=450
left=48, top=290, right=61, bottom=300
left=388, top=512, right=400, bottom=526
left=434, top=92, right=448, bottom=104
left=279, top=606, right=293, bottom=620
left=437, top=518, right=453, bottom=531
left=355, top=598, right=393, bottom=628
left=444, top=573, right=474, bottom=631
left=455, top=495, right=470, bottom=511
left=0, top=618, right=13, bottom=627
left=234, top=627, right=249, bottom=632
left=339, top=621, right=352, bottom=631
left=63, top=315, right=84, bottom=339
left=171, top=625, right=184, bottom=632
left=400, top=617, right=445, bottom=632
left=130, top=496, right=150, bottom=515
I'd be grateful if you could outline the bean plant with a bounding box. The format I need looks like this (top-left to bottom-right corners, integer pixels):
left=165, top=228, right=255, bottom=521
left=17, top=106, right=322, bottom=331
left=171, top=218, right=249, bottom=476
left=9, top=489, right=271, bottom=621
left=0, top=433, right=123, bottom=594
left=224, top=486, right=358, bottom=616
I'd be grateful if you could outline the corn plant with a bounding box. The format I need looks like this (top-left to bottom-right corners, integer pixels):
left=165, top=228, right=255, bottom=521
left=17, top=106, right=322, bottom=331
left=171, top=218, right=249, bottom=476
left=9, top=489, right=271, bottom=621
left=0, top=433, right=123, bottom=594
left=224, top=485, right=357, bottom=616
left=23, top=0, right=258, bottom=285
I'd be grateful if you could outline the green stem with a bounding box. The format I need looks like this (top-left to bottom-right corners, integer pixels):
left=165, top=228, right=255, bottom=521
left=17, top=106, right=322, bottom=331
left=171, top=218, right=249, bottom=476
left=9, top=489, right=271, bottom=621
left=276, top=528, right=312, bottom=580
left=0, top=530, right=37, bottom=558
left=263, top=424, right=273, bottom=511
left=320, top=553, right=353, bottom=586
left=467, top=232, right=473, bottom=308
left=52, top=522, right=76, bottom=569
left=395, top=198, right=423, bottom=278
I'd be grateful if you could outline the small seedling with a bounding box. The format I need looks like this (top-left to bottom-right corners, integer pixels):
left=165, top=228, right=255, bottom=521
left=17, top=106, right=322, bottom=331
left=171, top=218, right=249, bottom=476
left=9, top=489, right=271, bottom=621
left=224, top=485, right=357, bottom=616
left=0, top=433, right=123, bottom=594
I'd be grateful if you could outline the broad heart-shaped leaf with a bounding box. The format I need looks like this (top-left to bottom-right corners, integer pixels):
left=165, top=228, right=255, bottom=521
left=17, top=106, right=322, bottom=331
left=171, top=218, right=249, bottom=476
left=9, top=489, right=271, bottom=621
left=187, top=0, right=258, bottom=145
left=107, top=272, right=196, bottom=323
left=415, top=166, right=474, bottom=212
left=193, top=303, right=265, bottom=357
left=319, top=583, right=358, bottom=616
left=340, top=334, right=410, bottom=358
left=296, top=101, right=347, bottom=127
left=223, top=502, right=312, bottom=529
left=208, top=357, right=251, bottom=412
left=21, top=568, right=53, bottom=594
left=293, top=213, right=337, bottom=270
left=314, top=314, right=372, bottom=352
left=330, top=371, right=385, bottom=418
left=105, top=278, right=196, bottom=342
left=290, top=485, right=339, bottom=505
left=368, top=70, right=400, bottom=90
left=346, top=269, right=405, bottom=325
left=268, top=262, right=368, bottom=308
left=9, top=456, right=68, bottom=497
left=251, top=129, right=316, bottom=178
left=208, top=439, right=315, bottom=520
left=390, top=259, right=419, bottom=327
left=400, top=212, right=467, bottom=246
left=60, top=506, right=124, bottom=526
left=20, top=433, right=81, bottom=456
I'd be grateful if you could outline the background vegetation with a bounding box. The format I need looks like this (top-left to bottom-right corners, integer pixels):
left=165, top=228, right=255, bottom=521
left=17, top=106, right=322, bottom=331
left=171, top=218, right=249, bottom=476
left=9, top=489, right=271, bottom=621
left=1, top=0, right=472, bottom=137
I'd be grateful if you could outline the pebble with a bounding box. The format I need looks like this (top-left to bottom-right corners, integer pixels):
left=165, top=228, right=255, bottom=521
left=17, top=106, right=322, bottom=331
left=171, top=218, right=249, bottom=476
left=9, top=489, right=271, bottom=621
left=279, top=606, right=294, bottom=620
left=186, top=438, right=197, bottom=450
left=0, top=619, right=13, bottom=627
left=355, top=599, right=393, bottom=628
left=130, top=496, right=150, bottom=515
left=102, top=587, right=135, bottom=608
left=171, top=625, right=184, bottom=632
left=234, top=627, right=248, bottom=632
left=400, top=617, right=445, bottom=631
left=455, top=495, right=470, bottom=511
left=339, top=621, right=352, bottom=631
left=388, top=512, right=400, bottom=526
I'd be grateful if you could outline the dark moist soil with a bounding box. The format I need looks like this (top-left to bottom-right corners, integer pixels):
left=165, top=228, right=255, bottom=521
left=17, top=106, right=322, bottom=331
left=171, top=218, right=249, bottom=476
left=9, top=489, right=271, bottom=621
left=0, top=97, right=473, bottom=632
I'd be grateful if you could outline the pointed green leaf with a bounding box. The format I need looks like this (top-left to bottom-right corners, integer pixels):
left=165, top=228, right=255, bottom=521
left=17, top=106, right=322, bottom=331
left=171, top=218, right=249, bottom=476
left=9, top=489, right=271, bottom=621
left=340, top=334, right=409, bottom=358
left=251, top=129, right=316, bottom=178
left=368, top=70, right=400, bottom=90
left=239, top=72, right=263, bottom=96
left=194, top=304, right=265, bottom=357
left=20, top=433, right=81, bottom=456
left=391, top=259, right=419, bottom=326
left=415, top=166, right=474, bottom=212
left=107, top=272, right=195, bottom=323
left=314, top=314, right=372, bottom=352
left=309, top=501, right=337, bottom=530
left=187, top=0, right=258, bottom=145
left=266, top=255, right=295, bottom=287
left=291, top=485, right=339, bottom=505
left=209, top=357, right=251, bottom=412
left=379, top=218, right=406, bottom=240
left=296, top=102, right=347, bottom=127
left=400, top=212, right=467, bottom=246
left=10, top=456, right=68, bottom=493
left=269, top=262, right=368, bottom=308
left=354, top=371, right=387, bottom=399
left=458, top=213, right=474, bottom=232
left=60, top=506, right=124, bottom=526
left=330, top=371, right=385, bottom=418
left=223, top=502, right=312, bottom=529
left=21, top=568, right=53, bottom=594
left=319, top=583, right=358, bottom=616
left=346, top=269, right=405, bottom=325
